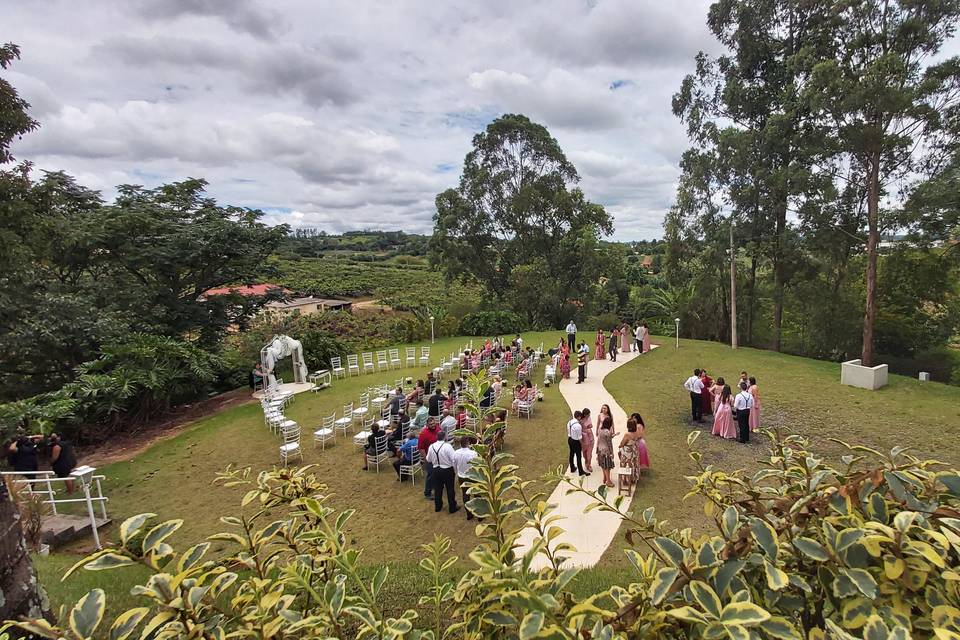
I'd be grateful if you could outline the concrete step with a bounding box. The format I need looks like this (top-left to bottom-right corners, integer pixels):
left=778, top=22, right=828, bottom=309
left=41, top=514, right=111, bottom=548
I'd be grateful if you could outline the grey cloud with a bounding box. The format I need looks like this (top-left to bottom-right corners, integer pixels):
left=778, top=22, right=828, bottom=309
left=134, top=0, right=287, bottom=39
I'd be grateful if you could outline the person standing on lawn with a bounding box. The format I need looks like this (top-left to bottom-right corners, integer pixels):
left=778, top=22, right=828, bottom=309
left=683, top=369, right=705, bottom=423
left=734, top=381, right=754, bottom=443
left=426, top=433, right=459, bottom=514
left=417, top=419, right=439, bottom=499
left=452, top=436, right=478, bottom=520
left=748, top=377, right=761, bottom=432
left=579, top=407, right=595, bottom=473
left=566, top=320, right=577, bottom=352
left=608, top=327, right=619, bottom=362
left=567, top=410, right=586, bottom=476
left=576, top=347, right=588, bottom=383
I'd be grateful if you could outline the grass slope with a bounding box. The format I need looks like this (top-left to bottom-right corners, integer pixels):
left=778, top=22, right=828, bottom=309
left=599, top=335, right=960, bottom=565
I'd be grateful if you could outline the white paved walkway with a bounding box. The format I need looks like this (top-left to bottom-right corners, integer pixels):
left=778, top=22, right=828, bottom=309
left=515, top=345, right=657, bottom=569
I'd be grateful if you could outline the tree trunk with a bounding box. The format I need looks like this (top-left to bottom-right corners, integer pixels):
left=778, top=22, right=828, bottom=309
left=772, top=200, right=787, bottom=352
left=861, top=152, right=881, bottom=367
left=0, top=479, right=54, bottom=626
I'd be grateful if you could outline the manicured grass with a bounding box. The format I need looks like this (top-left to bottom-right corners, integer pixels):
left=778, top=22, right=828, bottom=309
left=599, top=335, right=960, bottom=565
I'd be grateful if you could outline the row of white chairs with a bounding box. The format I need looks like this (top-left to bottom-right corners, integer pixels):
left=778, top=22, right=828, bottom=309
left=330, top=347, right=431, bottom=378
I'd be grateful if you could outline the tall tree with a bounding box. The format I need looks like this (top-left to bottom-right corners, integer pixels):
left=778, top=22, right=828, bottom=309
left=806, top=0, right=960, bottom=365
left=431, top=114, right=612, bottom=326
left=0, top=42, right=54, bottom=628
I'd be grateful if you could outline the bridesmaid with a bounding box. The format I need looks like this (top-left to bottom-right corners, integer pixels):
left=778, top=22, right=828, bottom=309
left=629, top=412, right=651, bottom=470
left=596, top=403, right=612, bottom=433
left=712, top=385, right=737, bottom=439
left=711, top=376, right=726, bottom=408
left=620, top=321, right=631, bottom=353
left=595, top=415, right=616, bottom=487
left=641, top=322, right=651, bottom=353
left=580, top=407, right=595, bottom=473
left=594, top=329, right=606, bottom=360
left=748, top=376, right=761, bottom=432
left=700, top=369, right=714, bottom=416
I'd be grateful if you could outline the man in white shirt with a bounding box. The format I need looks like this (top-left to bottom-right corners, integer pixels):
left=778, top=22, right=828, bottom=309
left=452, top=436, right=479, bottom=520
left=634, top=323, right=643, bottom=353
left=683, top=369, right=705, bottom=423
left=733, top=381, right=754, bottom=443
left=567, top=411, right=586, bottom=476
left=427, top=434, right=459, bottom=514
left=565, top=320, right=577, bottom=351
left=439, top=409, right=457, bottom=435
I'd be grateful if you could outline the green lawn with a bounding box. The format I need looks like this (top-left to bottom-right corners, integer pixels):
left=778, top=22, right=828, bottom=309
left=599, top=335, right=960, bottom=565
left=34, top=332, right=960, bottom=624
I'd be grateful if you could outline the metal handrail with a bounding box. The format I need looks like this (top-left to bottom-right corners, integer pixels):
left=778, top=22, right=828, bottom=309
left=2, top=469, right=109, bottom=547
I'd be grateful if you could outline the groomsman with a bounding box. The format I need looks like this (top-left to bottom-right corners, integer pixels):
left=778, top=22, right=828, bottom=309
left=683, top=369, right=705, bottom=423
left=734, top=381, right=754, bottom=443
left=634, top=323, right=643, bottom=352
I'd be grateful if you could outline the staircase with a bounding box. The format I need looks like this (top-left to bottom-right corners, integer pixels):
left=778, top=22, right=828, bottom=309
left=41, top=514, right=111, bottom=548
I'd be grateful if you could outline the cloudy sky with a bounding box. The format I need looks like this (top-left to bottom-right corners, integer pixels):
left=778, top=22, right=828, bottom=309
left=6, top=0, right=722, bottom=239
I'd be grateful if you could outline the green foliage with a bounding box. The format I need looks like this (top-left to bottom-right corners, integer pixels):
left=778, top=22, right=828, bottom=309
left=10, top=405, right=960, bottom=640
left=458, top=310, right=526, bottom=336
left=0, top=334, right=222, bottom=441
left=431, top=114, right=614, bottom=328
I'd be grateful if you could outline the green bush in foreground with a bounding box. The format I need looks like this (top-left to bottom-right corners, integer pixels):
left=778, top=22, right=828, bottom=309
left=6, top=429, right=960, bottom=639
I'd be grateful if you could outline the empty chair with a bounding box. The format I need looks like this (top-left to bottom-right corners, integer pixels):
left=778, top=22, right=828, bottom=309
left=406, top=347, right=416, bottom=367
left=420, top=346, right=430, bottom=366
left=376, top=350, right=389, bottom=371
left=279, top=423, right=302, bottom=466
left=334, top=403, right=353, bottom=436
left=362, top=352, right=375, bottom=374
left=389, top=348, right=401, bottom=369
left=347, top=354, right=360, bottom=377
left=314, top=414, right=336, bottom=450
left=399, top=448, right=422, bottom=484
left=331, top=356, right=346, bottom=379
left=353, top=392, right=370, bottom=425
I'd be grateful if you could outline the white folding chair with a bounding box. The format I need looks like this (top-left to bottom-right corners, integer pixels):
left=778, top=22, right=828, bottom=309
left=335, top=403, right=353, bottom=436
left=365, top=433, right=390, bottom=473
left=331, top=356, right=346, bottom=379
left=347, top=354, right=360, bottom=377
left=389, top=348, right=401, bottom=369
left=354, top=415, right=375, bottom=448
left=279, top=423, right=302, bottom=466
left=314, top=414, right=336, bottom=450
left=420, top=346, right=430, bottom=366
left=376, top=350, right=389, bottom=371
left=400, top=448, right=422, bottom=484
left=362, top=352, right=375, bottom=374
left=406, top=347, right=416, bottom=367
left=353, top=393, right=370, bottom=426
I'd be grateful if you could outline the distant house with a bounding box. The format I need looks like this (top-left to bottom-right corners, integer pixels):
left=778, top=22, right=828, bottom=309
left=640, top=255, right=655, bottom=272
left=202, top=283, right=291, bottom=298
left=265, top=296, right=352, bottom=317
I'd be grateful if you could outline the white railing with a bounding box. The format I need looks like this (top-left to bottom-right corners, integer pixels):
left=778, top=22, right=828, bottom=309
left=2, top=468, right=109, bottom=549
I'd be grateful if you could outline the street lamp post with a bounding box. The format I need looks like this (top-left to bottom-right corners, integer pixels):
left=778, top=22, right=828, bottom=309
left=429, top=316, right=435, bottom=344
left=71, top=465, right=101, bottom=550
left=675, top=318, right=680, bottom=349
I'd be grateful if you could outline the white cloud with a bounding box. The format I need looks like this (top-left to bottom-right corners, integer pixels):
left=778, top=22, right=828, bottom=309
left=4, top=0, right=727, bottom=239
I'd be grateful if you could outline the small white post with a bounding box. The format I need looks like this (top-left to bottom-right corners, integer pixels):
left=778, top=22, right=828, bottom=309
left=72, top=466, right=100, bottom=550
left=675, top=318, right=680, bottom=349
left=95, top=477, right=108, bottom=519
left=44, top=474, right=58, bottom=515
left=430, top=316, right=435, bottom=344
left=919, top=372, right=930, bottom=382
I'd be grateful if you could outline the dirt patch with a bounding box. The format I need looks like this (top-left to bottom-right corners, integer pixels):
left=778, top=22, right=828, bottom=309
left=80, top=388, right=256, bottom=468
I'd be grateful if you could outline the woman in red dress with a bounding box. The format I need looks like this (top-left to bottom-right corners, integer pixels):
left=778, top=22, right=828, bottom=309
left=700, top=369, right=714, bottom=416
left=594, top=329, right=606, bottom=360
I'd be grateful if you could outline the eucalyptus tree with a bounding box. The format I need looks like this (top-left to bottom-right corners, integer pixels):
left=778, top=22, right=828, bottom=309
left=431, top=114, right=612, bottom=326
left=673, top=0, right=835, bottom=351
left=806, top=0, right=960, bottom=366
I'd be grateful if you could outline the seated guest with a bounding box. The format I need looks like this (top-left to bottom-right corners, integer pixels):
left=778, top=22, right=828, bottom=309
left=393, top=431, right=419, bottom=480
left=361, top=424, right=383, bottom=471
left=479, top=383, right=495, bottom=409
left=425, top=372, right=438, bottom=394
left=388, top=388, right=403, bottom=417
left=397, top=409, right=412, bottom=436
left=428, top=387, right=444, bottom=417
left=406, top=380, right=425, bottom=404
left=412, top=399, right=429, bottom=430
left=510, top=384, right=526, bottom=413
left=455, top=405, right=468, bottom=429
left=440, top=408, right=457, bottom=435
left=491, top=376, right=503, bottom=395
left=386, top=417, right=406, bottom=453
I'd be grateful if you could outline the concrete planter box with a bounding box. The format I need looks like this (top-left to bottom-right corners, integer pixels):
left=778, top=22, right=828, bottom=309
left=841, top=359, right=889, bottom=390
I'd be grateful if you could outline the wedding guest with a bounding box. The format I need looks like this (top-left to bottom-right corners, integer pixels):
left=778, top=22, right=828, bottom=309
left=576, top=348, right=588, bottom=384
left=580, top=408, right=595, bottom=473
left=565, top=320, right=577, bottom=351
left=428, top=387, right=444, bottom=417
left=594, top=329, right=606, bottom=360
left=560, top=353, right=571, bottom=379
left=452, top=436, right=478, bottom=520
left=567, top=411, right=586, bottom=476
left=426, top=433, right=459, bottom=514
left=608, top=327, right=619, bottom=362
left=596, top=415, right=616, bottom=487
left=634, top=323, right=643, bottom=352
left=748, top=377, right=761, bottom=432
left=393, top=431, right=418, bottom=480
left=440, top=409, right=457, bottom=435
left=361, top=424, right=383, bottom=471
left=7, top=431, right=40, bottom=474
left=641, top=322, right=651, bottom=353
left=620, top=321, right=632, bottom=353
left=683, top=369, right=705, bottom=423
left=417, top=419, right=440, bottom=498
left=734, top=381, right=754, bottom=443
left=412, top=398, right=429, bottom=429
left=700, top=369, right=714, bottom=416
left=628, top=413, right=651, bottom=470
left=712, top=385, right=736, bottom=439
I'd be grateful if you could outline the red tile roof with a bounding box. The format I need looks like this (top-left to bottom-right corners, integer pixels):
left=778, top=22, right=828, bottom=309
left=203, top=284, right=289, bottom=297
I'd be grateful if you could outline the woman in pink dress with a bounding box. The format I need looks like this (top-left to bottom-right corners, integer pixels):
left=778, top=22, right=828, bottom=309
left=641, top=322, right=651, bottom=353
left=580, top=407, right=595, bottom=473
left=712, top=385, right=736, bottom=439
left=748, top=377, right=761, bottom=432
left=630, top=412, right=651, bottom=469
left=620, top=321, right=631, bottom=353
left=560, top=353, right=571, bottom=379
left=594, top=330, right=606, bottom=360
